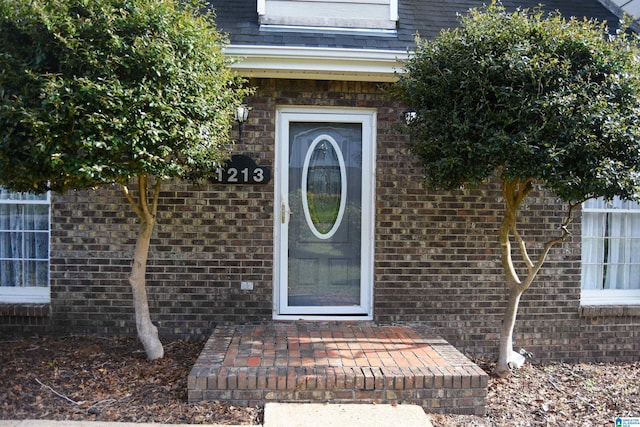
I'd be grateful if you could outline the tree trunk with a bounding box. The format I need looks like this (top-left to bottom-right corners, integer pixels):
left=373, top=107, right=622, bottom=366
left=496, top=286, right=524, bottom=377
left=495, top=178, right=574, bottom=378
left=129, top=216, right=164, bottom=360
left=495, top=178, right=531, bottom=378
left=122, top=175, right=164, bottom=360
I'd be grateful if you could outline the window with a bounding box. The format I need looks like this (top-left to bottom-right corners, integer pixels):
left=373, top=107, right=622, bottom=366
left=0, top=187, right=50, bottom=303
left=581, top=197, right=640, bottom=305
left=257, top=0, right=398, bottom=32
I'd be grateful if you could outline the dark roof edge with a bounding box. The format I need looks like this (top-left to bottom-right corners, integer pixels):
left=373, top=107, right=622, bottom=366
left=596, top=0, right=640, bottom=32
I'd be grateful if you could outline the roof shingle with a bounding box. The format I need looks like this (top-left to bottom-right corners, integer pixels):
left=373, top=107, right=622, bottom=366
left=210, top=0, right=620, bottom=51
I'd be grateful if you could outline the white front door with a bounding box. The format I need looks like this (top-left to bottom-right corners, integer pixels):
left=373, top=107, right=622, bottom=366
left=274, top=108, right=375, bottom=319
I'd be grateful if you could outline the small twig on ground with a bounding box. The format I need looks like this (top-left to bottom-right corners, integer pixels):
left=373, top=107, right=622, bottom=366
left=574, top=396, right=598, bottom=411
left=548, top=377, right=598, bottom=411
left=85, top=398, right=118, bottom=414
left=548, top=378, right=563, bottom=393
left=35, top=378, right=85, bottom=405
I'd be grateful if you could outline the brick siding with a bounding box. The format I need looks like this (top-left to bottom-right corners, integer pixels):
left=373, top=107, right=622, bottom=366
left=0, top=304, right=50, bottom=335
left=3, top=78, right=639, bottom=363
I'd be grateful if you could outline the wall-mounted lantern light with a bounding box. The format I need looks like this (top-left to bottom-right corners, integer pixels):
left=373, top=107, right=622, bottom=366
left=403, top=110, right=417, bottom=126
left=235, top=105, right=250, bottom=143
left=403, top=110, right=417, bottom=144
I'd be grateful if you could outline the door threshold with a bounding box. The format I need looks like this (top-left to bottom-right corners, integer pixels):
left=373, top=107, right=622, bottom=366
left=273, top=313, right=373, bottom=321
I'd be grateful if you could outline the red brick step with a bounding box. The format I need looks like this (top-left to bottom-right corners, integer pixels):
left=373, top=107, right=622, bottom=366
left=188, top=323, right=488, bottom=415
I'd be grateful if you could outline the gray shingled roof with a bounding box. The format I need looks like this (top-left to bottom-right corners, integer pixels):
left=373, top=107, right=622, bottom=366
left=210, top=0, right=620, bottom=51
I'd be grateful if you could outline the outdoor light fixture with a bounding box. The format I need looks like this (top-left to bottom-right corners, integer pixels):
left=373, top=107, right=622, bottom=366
left=403, top=110, right=417, bottom=144
left=403, top=110, right=417, bottom=126
left=235, top=105, right=249, bottom=124
left=235, top=104, right=250, bottom=143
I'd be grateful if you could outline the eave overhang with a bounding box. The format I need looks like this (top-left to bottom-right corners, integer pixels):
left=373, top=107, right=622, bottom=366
left=225, top=45, right=409, bottom=82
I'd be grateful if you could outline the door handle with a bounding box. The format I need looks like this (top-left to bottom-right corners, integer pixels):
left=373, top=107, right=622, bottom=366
left=281, top=203, right=286, bottom=224
left=281, top=202, right=291, bottom=224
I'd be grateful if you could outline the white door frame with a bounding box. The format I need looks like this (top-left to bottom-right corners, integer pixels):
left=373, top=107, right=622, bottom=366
left=273, top=106, right=376, bottom=320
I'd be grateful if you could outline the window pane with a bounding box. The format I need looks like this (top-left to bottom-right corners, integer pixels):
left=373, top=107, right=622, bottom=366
left=630, top=265, right=640, bottom=289
left=0, top=189, right=47, bottom=201
left=0, top=260, right=20, bottom=287
left=0, top=232, right=24, bottom=258
left=581, top=263, right=604, bottom=290
left=0, top=187, right=50, bottom=293
left=26, top=232, right=49, bottom=259
left=25, top=260, right=49, bottom=287
left=583, top=198, right=605, bottom=209
left=288, top=122, right=362, bottom=307
left=26, top=205, right=50, bottom=231
left=582, top=197, right=640, bottom=292
left=604, top=263, right=625, bottom=290
left=0, top=205, right=22, bottom=230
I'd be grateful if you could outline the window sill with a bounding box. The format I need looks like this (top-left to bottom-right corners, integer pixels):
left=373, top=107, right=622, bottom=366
left=0, top=287, right=50, bottom=303
left=0, top=303, right=50, bottom=318
left=581, top=289, right=640, bottom=306
left=580, top=305, right=640, bottom=318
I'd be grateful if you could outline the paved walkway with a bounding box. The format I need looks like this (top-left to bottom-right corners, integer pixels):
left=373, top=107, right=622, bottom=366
left=0, top=402, right=433, bottom=426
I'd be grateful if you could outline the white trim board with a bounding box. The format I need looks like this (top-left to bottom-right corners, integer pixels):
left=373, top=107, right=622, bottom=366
left=0, top=286, right=50, bottom=304
left=581, top=289, right=640, bottom=306
left=225, top=45, right=408, bottom=82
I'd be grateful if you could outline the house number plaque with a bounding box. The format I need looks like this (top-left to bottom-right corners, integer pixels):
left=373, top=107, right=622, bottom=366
left=212, top=154, right=271, bottom=185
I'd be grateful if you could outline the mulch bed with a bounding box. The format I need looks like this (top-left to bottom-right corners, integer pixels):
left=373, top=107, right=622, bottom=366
left=1, top=334, right=639, bottom=426
left=0, top=335, right=261, bottom=425
left=433, top=358, right=640, bottom=426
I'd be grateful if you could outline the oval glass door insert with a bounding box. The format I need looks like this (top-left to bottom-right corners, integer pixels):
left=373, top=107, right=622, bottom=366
left=301, top=134, right=347, bottom=239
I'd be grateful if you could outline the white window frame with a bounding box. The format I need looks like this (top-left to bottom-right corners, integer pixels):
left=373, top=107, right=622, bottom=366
left=0, top=190, right=51, bottom=304
left=581, top=197, right=640, bottom=306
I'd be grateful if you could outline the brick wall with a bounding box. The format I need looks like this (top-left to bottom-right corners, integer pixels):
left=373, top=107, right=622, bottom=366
left=0, top=304, right=50, bottom=335
left=4, top=78, right=639, bottom=363
left=47, top=179, right=275, bottom=336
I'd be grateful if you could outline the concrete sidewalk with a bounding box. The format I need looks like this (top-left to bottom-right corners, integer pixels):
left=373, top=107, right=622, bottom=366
left=264, top=403, right=432, bottom=427
left=0, top=403, right=433, bottom=427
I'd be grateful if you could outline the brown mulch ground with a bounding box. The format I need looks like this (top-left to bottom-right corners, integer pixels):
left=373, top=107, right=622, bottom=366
left=433, top=359, right=640, bottom=426
left=0, top=335, right=262, bottom=425
left=1, top=334, right=639, bottom=426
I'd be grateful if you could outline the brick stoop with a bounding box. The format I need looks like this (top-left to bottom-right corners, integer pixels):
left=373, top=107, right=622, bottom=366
left=188, top=323, right=488, bottom=415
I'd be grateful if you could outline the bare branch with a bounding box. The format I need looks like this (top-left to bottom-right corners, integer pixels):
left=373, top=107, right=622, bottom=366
left=121, top=182, right=144, bottom=219
left=512, top=224, right=534, bottom=270
left=522, top=201, right=576, bottom=288
left=138, top=174, right=151, bottom=220
left=503, top=178, right=534, bottom=211
left=35, top=378, right=84, bottom=406
left=514, top=177, right=534, bottom=207
left=502, top=177, right=543, bottom=288
left=499, top=183, right=522, bottom=288
left=150, top=178, right=162, bottom=218
left=502, top=180, right=517, bottom=212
